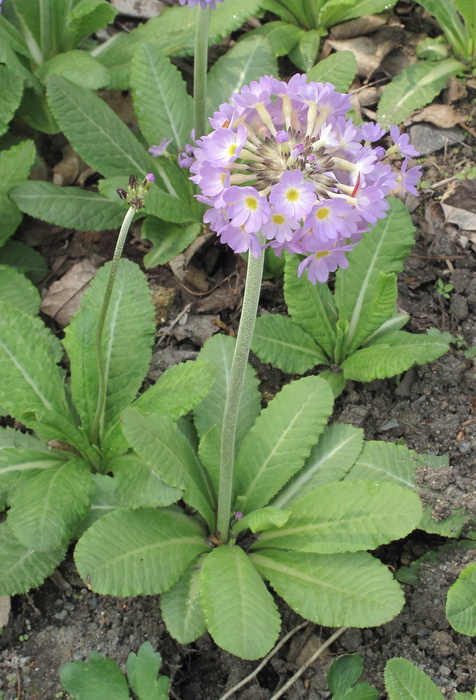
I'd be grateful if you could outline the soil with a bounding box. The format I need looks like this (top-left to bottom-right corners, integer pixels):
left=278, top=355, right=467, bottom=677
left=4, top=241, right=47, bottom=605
left=2, top=4, right=476, bottom=700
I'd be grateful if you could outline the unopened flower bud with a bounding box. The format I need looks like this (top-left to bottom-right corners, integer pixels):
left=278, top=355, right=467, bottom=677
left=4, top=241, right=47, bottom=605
left=128, top=174, right=138, bottom=189
left=116, top=188, right=128, bottom=200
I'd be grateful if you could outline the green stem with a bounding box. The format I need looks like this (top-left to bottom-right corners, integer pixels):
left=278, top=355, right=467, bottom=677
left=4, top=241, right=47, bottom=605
left=216, top=250, right=265, bottom=542
left=90, top=206, right=136, bottom=450
left=194, top=6, right=211, bottom=141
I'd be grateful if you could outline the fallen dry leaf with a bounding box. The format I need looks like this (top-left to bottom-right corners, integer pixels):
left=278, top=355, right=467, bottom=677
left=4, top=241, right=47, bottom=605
left=330, top=13, right=389, bottom=40
left=410, top=104, right=466, bottom=129
left=52, top=143, right=91, bottom=187
left=110, top=0, right=165, bottom=18
left=41, top=259, right=97, bottom=326
left=441, top=180, right=476, bottom=231
left=327, top=30, right=397, bottom=80
left=0, top=596, right=11, bottom=627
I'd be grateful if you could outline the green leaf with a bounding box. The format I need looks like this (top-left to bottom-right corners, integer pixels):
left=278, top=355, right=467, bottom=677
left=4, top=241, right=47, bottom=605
left=197, top=425, right=221, bottom=495
left=142, top=218, right=200, bottom=267
left=345, top=439, right=418, bottom=488
left=0, top=265, right=40, bottom=315
left=121, top=409, right=216, bottom=528
left=289, top=29, right=322, bottom=72
left=36, top=50, right=110, bottom=89
left=328, top=653, right=363, bottom=694
left=320, top=0, right=397, bottom=27
left=134, top=360, right=216, bottom=419
left=63, top=259, right=155, bottom=441
left=234, top=376, right=334, bottom=514
left=0, top=14, right=31, bottom=58
left=111, top=453, right=181, bottom=509
left=455, top=0, right=476, bottom=31
left=384, top=658, right=445, bottom=700
left=10, top=181, right=125, bottom=231
left=272, top=423, right=364, bottom=508
left=0, top=139, right=36, bottom=246
left=64, top=0, right=118, bottom=50
left=0, top=445, right=67, bottom=506
left=341, top=330, right=450, bottom=381
left=241, top=21, right=304, bottom=57
left=75, top=507, right=208, bottom=595
left=307, top=51, right=357, bottom=92
left=0, top=300, right=69, bottom=423
left=251, top=314, right=328, bottom=373
left=200, top=545, right=281, bottom=659
left=232, top=506, right=291, bottom=536
left=414, top=0, right=470, bottom=59
left=334, top=198, right=415, bottom=354
left=75, top=474, right=123, bottom=534
left=446, top=562, right=476, bottom=635
left=193, top=334, right=261, bottom=448
left=0, top=240, right=47, bottom=283
left=376, top=58, right=465, bottom=129
left=251, top=549, right=405, bottom=627
left=346, top=273, right=398, bottom=355
left=60, top=654, right=130, bottom=700
left=284, top=253, right=337, bottom=357
left=8, top=459, right=94, bottom=551
left=127, top=642, right=169, bottom=700
left=255, top=481, right=422, bottom=553
left=0, top=521, right=66, bottom=595
left=46, top=76, right=193, bottom=223
left=207, top=36, right=278, bottom=118
left=131, top=43, right=193, bottom=151
left=0, top=65, right=24, bottom=137
left=161, top=562, right=207, bottom=644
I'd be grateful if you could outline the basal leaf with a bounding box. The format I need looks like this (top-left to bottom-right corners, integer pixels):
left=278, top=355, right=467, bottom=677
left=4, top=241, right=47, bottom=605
left=251, top=314, right=328, bottom=373
left=121, top=409, right=216, bottom=528
left=376, top=58, right=465, bottom=129
left=241, top=22, right=304, bottom=57
left=0, top=240, right=48, bottom=283
left=161, top=561, right=207, bottom=644
left=63, top=259, right=155, bottom=442
left=207, top=36, right=278, bottom=118
left=0, top=445, right=69, bottom=504
left=345, top=440, right=419, bottom=488
left=232, top=506, right=290, bottom=536
left=446, top=562, right=476, bottom=636
left=111, top=453, right=181, bottom=509
left=334, top=198, right=415, bottom=355
left=384, top=658, right=445, bottom=700
left=320, top=0, right=397, bottom=27
left=0, top=265, right=40, bottom=315
left=255, top=481, right=422, bottom=552
left=346, top=273, right=398, bottom=355
left=197, top=425, right=221, bottom=495
left=251, top=549, right=405, bottom=627
left=193, top=334, right=261, bottom=449
left=127, top=642, right=169, bottom=700
left=200, top=545, right=280, bottom=659
left=60, top=654, right=130, bottom=700
left=36, top=51, right=111, bottom=89
left=289, top=29, right=322, bottom=72
left=141, top=218, right=201, bottom=268
left=234, top=376, right=334, bottom=514
left=0, top=139, right=36, bottom=246
left=10, top=181, right=125, bottom=231
left=415, top=0, right=469, bottom=59
left=131, top=42, right=193, bottom=151
left=64, top=0, right=118, bottom=49
left=341, top=330, right=450, bottom=381
left=284, top=253, right=337, bottom=357
left=307, top=51, right=357, bottom=92
left=272, top=423, right=364, bottom=508
left=75, top=508, right=208, bottom=595
left=0, top=64, right=24, bottom=137
left=75, top=474, right=123, bottom=534
left=0, top=521, right=66, bottom=595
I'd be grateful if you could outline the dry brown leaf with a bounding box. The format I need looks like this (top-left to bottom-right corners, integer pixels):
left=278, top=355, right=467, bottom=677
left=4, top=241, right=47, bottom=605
left=330, top=14, right=388, bottom=40
left=52, top=143, right=91, bottom=187
left=410, top=104, right=466, bottom=129
left=40, top=259, right=97, bottom=326
left=0, top=596, right=11, bottom=627
left=441, top=180, right=476, bottom=231
left=328, top=34, right=395, bottom=80
left=110, top=0, right=165, bottom=18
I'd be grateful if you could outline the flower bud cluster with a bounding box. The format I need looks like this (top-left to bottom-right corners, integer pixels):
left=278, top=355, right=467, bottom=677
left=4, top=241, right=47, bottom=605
left=190, top=75, right=421, bottom=283
left=117, top=173, right=155, bottom=210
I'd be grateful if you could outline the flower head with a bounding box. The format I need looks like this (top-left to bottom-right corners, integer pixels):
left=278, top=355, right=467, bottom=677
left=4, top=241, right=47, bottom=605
left=179, top=0, right=223, bottom=8
left=191, top=74, right=421, bottom=283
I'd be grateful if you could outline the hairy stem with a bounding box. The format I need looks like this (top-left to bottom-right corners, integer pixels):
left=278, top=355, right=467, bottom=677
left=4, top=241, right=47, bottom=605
left=216, top=250, right=265, bottom=542
left=194, top=6, right=211, bottom=141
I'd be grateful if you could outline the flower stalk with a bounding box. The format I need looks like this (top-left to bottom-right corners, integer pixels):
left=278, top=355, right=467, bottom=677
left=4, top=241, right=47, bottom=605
left=193, top=6, right=211, bottom=141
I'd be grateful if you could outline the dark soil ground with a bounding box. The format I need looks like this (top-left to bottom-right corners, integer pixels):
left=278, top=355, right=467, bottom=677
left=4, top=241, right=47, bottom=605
left=2, top=5, right=476, bottom=699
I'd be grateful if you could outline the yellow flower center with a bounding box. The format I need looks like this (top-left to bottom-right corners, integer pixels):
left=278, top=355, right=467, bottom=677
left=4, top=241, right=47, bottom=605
left=245, top=196, right=258, bottom=210
left=272, top=213, right=286, bottom=224
left=315, top=250, right=329, bottom=259
left=228, top=144, right=237, bottom=156
left=316, top=207, right=330, bottom=220
left=285, top=188, right=299, bottom=202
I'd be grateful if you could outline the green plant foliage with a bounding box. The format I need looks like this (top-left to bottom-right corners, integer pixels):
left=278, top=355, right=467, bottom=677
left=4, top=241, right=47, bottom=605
left=307, top=50, right=357, bottom=92
left=0, top=139, right=36, bottom=247
left=446, top=561, right=476, bottom=635
left=251, top=199, right=450, bottom=387
left=0, top=240, right=48, bottom=283
left=414, top=0, right=475, bottom=62
left=385, top=658, right=445, bottom=699
left=0, top=64, right=24, bottom=137
left=327, top=653, right=379, bottom=699
left=0, top=264, right=40, bottom=315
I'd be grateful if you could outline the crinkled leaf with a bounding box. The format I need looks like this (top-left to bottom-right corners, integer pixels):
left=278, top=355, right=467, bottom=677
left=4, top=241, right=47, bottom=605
left=10, top=181, right=125, bottom=231
left=200, top=545, right=280, bottom=659
left=0, top=139, right=36, bottom=246
left=232, top=506, right=290, bottom=536
left=75, top=508, right=208, bottom=595
left=0, top=521, right=66, bottom=595
left=0, top=265, right=40, bottom=315
left=307, top=51, right=357, bottom=92
left=64, top=0, right=118, bottom=49
left=8, top=459, right=94, bottom=551
left=446, top=562, right=476, bottom=636
left=142, top=218, right=201, bottom=267
left=198, top=425, right=221, bottom=495
left=251, top=549, right=405, bottom=627
left=376, top=58, right=465, bottom=129
left=60, top=654, right=130, bottom=700
left=112, top=453, right=181, bottom=509
left=63, top=259, right=155, bottom=440
left=161, top=561, right=207, bottom=644
left=252, top=314, right=328, bottom=374
left=75, top=474, right=123, bottom=535
left=121, top=409, right=216, bottom=528
left=346, top=273, right=398, bottom=355
left=127, top=642, right=169, bottom=700
left=345, top=440, right=418, bottom=488
left=255, top=481, right=422, bottom=553
left=234, top=376, right=334, bottom=514
left=0, top=445, right=68, bottom=504
left=272, top=423, right=364, bottom=508
left=207, top=36, right=278, bottom=118
left=341, top=330, right=450, bottom=381
left=36, top=51, right=110, bottom=89
left=0, top=64, right=24, bottom=137
left=384, top=658, right=445, bottom=700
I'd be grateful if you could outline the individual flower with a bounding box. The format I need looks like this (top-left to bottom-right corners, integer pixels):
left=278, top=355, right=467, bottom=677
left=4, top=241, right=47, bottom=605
left=148, top=138, right=172, bottom=157
left=389, top=126, right=419, bottom=158
left=397, top=158, right=422, bottom=196
left=179, top=0, right=223, bottom=8
left=190, top=74, right=421, bottom=283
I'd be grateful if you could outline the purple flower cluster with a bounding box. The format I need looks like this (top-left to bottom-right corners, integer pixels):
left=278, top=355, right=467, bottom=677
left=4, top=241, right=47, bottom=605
left=179, top=0, right=223, bottom=9
left=190, top=75, right=421, bottom=283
